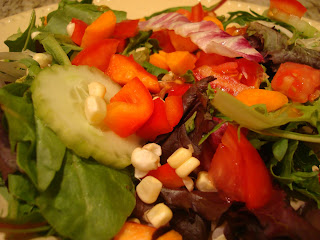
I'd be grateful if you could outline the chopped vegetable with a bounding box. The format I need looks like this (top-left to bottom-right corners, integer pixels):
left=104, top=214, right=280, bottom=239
left=70, top=18, right=88, bottom=46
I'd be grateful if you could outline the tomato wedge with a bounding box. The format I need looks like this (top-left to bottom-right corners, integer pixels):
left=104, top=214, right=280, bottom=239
left=270, top=0, right=307, bottom=18
left=271, top=62, right=320, bottom=103
left=190, top=3, right=205, bottom=22
left=208, top=124, right=273, bottom=209
left=104, top=78, right=154, bottom=138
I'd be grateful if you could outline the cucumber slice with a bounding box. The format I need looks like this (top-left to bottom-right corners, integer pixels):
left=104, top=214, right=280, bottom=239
left=31, top=65, right=144, bottom=168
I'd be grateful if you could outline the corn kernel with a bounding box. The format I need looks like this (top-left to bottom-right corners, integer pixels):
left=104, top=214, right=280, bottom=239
left=127, top=218, right=141, bottom=224
left=66, top=22, right=75, bottom=37
left=131, top=148, right=160, bottom=172
left=142, top=143, right=162, bottom=157
left=175, top=157, right=200, bottom=178
left=196, top=171, right=217, bottom=192
left=182, top=177, right=194, bottom=192
left=136, top=176, right=163, bottom=204
left=134, top=168, right=148, bottom=179
left=167, top=147, right=193, bottom=169
left=88, top=81, right=106, bottom=98
left=146, top=203, right=173, bottom=228
left=84, top=96, right=107, bottom=124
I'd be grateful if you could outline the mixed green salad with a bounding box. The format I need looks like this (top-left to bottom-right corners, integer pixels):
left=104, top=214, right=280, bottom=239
left=1, top=0, right=320, bottom=239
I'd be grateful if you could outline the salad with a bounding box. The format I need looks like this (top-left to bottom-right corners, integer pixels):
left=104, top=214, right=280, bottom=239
left=1, top=0, right=320, bottom=239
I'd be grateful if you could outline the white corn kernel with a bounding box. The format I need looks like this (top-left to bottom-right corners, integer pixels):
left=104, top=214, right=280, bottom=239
left=183, top=177, right=194, bottom=192
left=142, top=143, right=162, bottom=157
left=33, top=53, right=53, bottom=68
left=131, top=148, right=160, bottom=172
left=134, top=168, right=148, bottom=179
left=0, top=194, right=8, bottom=218
left=196, top=171, right=217, bottom=192
left=175, top=157, right=200, bottom=178
left=88, top=82, right=106, bottom=98
left=31, top=31, right=40, bottom=39
left=136, top=176, right=163, bottom=204
left=127, top=218, right=141, bottom=224
left=146, top=203, right=173, bottom=228
left=66, top=22, right=75, bottom=37
left=167, top=147, right=193, bottom=169
left=84, top=96, right=107, bottom=124
left=290, top=198, right=305, bottom=211
left=312, top=165, right=319, bottom=172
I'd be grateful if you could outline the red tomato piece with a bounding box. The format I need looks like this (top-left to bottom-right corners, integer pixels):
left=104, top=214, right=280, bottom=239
left=104, top=78, right=154, bottom=138
left=190, top=3, right=205, bottom=22
left=165, top=95, right=183, bottom=127
left=270, top=0, right=307, bottom=18
left=236, top=58, right=264, bottom=88
left=71, top=39, right=119, bottom=72
left=112, top=19, right=139, bottom=39
left=106, top=54, right=161, bottom=93
left=136, top=97, right=173, bottom=141
left=70, top=18, right=88, bottom=46
left=195, top=51, right=231, bottom=68
left=208, top=124, right=273, bottom=209
left=147, top=163, right=185, bottom=189
left=150, top=30, right=176, bottom=53
left=271, top=62, right=320, bottom=103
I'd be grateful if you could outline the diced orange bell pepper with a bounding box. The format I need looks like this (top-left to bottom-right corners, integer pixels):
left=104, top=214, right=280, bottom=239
left=165, top=96, right=183, bottom=127
left=71, top=39, right=119, bottom=72
left=149, top=52, right=169, bottom=70
left=112, top=19, right=139, bottom=39
left=156, top=230, right=183, bottom=240
left=104, top=78, right=154, bottom=137
left=70, top=18, right=88, bottom=46
left=203, top=16, right=224, bottom=30
left=166, top=51, right=197, bottom=75
left=114, top=222, right=156, bottom=240
left=167, top=30, right=198, bottom=52
left=176, top=9, right=191, bottom=20
left=147, top=163, right=185, bottom=189
left=136, top=97, right=173, bottom=141
left=106, top=54, right=160, bottom=93
left=81, top=11, right=116, bottom=48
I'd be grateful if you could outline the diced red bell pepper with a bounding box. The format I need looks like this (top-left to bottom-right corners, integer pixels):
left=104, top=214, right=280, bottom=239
left=106, top=54, right=160, bottom=93
left=136, top=97, right=172, bottom=141
left=147, top=163, right=185, bottom=188
left=71, top=39, right=119, bottom=72
left=104, top=78, right=154, bottom=138
left=150, top=30, right=176, bottom=53
left=190, top=3, right=205, bottom=22
left=70, top=18, right=88, bottom=46
left=165, top=95, right=183, bottom=127
left=167, top=83, right=191, bottom=97
left=112, top=19, right=139, bottom=39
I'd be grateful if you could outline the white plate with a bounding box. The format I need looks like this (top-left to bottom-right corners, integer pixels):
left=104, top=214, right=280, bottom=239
left=1, top=0, right=319, bottom=52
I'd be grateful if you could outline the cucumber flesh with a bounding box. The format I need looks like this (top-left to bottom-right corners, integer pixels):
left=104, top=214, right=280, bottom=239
left=32, top=65, right=144, bottom=168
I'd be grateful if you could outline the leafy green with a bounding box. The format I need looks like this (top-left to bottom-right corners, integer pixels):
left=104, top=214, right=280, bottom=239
left=5, top=11, right=36, bottom=52
left=36, top=151, right=135, bottom=240
left=8, top=174, right=37, bottom=204
left=185, top=111, right=197, bottom=134
left=123, top=31, right=156, bottom=56
left=212, top=90, right=320, bottom=143
left=35, top=118, right=66, bottom=192
left=270, top=141, right=320, bottom=207
left=182, top=70, right=196, bottom=84
left=142, top=61, right=168, bottom=76
left=45, top=2, right=126, bottom=35
left=222, top=10, right=270, bottom=28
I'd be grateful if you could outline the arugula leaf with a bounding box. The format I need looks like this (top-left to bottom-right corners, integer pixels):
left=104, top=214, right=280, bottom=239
left=37, top=151, right=135, bottom=240
left=122, top=31, right=153, bottom=56
left=5, top=10, right=36, bottom=52
left=182, top=70, right=196, bottom=84
left=185, top=111, right=197, bottom=134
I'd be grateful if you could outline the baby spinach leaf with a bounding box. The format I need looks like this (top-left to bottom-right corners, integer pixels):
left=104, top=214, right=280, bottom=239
left=35, top=118, right=66, bottom=192
left=8, top=173, right=37, bottom=204
left=142, top=61, right=168, bottom=76
left=37, top=151, right=135, bottom=240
